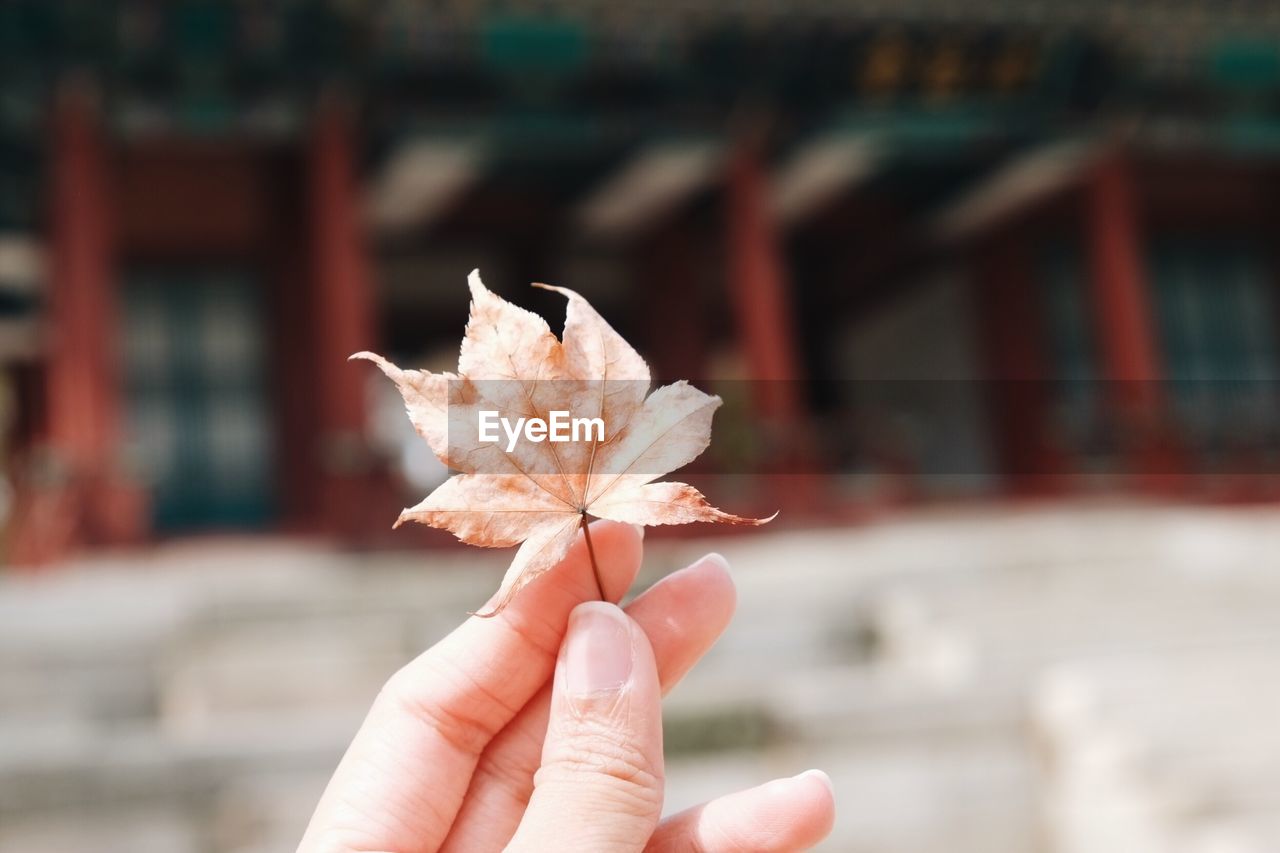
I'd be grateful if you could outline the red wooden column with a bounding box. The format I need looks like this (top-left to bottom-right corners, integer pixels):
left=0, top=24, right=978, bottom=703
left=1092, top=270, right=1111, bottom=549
left=31, top=81, right=144, bottom=557
left=1085, top=152, right=1177, bottom=488
left=308, top=94, right=378, bottom=536
left=974, top=235, right=1063, bottom=493
left=47, top=86, right=110, bottom=476
left=725, top=141, right=814, bottom=508
left=725, top=142, right=804, bottom=415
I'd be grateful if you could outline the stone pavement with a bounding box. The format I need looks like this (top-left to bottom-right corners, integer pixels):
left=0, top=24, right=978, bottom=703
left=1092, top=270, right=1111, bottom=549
left=2, top=502, right=1279, bottom=852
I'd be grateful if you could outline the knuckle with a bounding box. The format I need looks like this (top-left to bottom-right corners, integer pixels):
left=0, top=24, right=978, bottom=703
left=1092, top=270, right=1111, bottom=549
left=540, top=724, right=664, bottom=815
left=471, top=740, right=538, bottom=807
left=376, top=661, right=494, bottom=756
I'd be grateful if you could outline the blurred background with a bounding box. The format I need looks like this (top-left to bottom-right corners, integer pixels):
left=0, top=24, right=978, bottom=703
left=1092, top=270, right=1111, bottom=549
left=3, top=1, right=1280, bottom=850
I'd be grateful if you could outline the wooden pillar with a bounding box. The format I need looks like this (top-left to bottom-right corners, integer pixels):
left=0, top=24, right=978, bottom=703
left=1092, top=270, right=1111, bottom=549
left=974, top=236, right=1062, bottom=494
left=47, top=85, right=113, bottom=470
left=1084, top=152, right=1177, bottom=488
left=308, top=94, right=377, bottom=535
left=725, top=141, right=815, bottom=509
left=30, top=81, right=145, bottom=556
left=725, top=142, right=804, bottom=416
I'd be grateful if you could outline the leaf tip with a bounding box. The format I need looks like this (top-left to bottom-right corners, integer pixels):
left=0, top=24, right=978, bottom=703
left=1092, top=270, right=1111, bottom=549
left=350, top=351, right=406, bottom=383
left=532, top=281, right=583, bottom=308
left=713, top=507, right=778, bottom=526
left=350, top=350, right=392, bottom=371
left=530, top=281, right=569, bottom=297
left=470, top=582, right=520, bottom=619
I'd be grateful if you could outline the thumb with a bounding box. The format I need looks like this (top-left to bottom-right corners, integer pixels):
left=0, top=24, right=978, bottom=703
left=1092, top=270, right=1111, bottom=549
left=507, top=601, right=665, bottom=852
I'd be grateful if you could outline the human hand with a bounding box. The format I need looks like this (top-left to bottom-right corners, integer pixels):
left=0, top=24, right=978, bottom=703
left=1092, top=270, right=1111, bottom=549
left=299, top=521, right=835, bottom=852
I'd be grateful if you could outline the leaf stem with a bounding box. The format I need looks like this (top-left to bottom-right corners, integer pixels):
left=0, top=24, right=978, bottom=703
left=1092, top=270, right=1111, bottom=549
left=580, top=513, right=604, bottom=601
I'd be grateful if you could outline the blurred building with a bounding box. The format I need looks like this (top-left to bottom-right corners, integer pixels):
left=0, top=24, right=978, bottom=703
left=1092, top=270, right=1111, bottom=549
left=3, top=1, right=1280, bottom=564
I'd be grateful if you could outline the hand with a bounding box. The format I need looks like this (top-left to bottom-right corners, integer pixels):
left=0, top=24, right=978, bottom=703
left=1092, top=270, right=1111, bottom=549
left=299, top=521, right=835, bottom=852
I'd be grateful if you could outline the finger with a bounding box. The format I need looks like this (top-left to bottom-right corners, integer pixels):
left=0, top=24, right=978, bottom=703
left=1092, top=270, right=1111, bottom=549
left=441, top=554, right=735, bottom=852
left=645, top=770, right=836, bottom=853
left=299, top=520, right=643, bottom=853
left=506, top=602, right=665, bottom=852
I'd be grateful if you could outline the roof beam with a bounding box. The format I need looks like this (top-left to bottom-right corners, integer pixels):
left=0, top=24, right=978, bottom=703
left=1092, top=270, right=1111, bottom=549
left=771, top=134, right=879, bottom=225
left=574, top=141, right=721, bottom=241
left=366, top=139, right=483, bottom=234
left=927, top=140, right=1098, bottom=244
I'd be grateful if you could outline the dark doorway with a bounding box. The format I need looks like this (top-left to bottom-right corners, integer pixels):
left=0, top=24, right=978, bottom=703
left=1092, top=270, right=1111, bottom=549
left=121, top=270, right=275, bottom=531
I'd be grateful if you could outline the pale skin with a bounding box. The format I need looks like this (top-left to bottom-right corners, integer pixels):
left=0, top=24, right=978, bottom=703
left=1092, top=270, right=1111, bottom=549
left=299, top=521, right=836, bottom=852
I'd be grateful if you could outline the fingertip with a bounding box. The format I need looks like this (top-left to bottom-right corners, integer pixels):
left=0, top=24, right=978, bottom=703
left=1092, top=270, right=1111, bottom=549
left=688, top=554, right=737, bottom=632
left=563, top=601, right=636, bottom=699
left=630, top=552, right=737, bottom=633
left=796, top=766, right=833, bottom=790
left=694, top=552, right=734, bottom=594
left=619, top=553, right=736, bottom=701
left=671, top=552, right=737, bottom=617
left=783, top=768, right=837, bottom=843
left=659, top=769, right=836, bottom=853
left=571, top=599, right=659, bottom=703
left=585, top=517, right=644, bottom=553
left=592, top=518, right=640, bottom=534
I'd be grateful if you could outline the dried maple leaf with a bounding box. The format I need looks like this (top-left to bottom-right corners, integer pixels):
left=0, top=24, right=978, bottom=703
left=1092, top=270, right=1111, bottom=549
left=354, top=270, right=772, bottom=615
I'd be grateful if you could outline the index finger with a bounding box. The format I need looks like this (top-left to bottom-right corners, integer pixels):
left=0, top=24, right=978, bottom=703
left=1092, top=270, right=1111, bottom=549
left=299, top=520, right=643, bottom=853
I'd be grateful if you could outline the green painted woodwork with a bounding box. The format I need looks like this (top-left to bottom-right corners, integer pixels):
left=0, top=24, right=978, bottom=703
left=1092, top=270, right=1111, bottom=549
left=481, top=16, right=587, bottom=73
left=1210, top=39, right=1280, bottom=90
